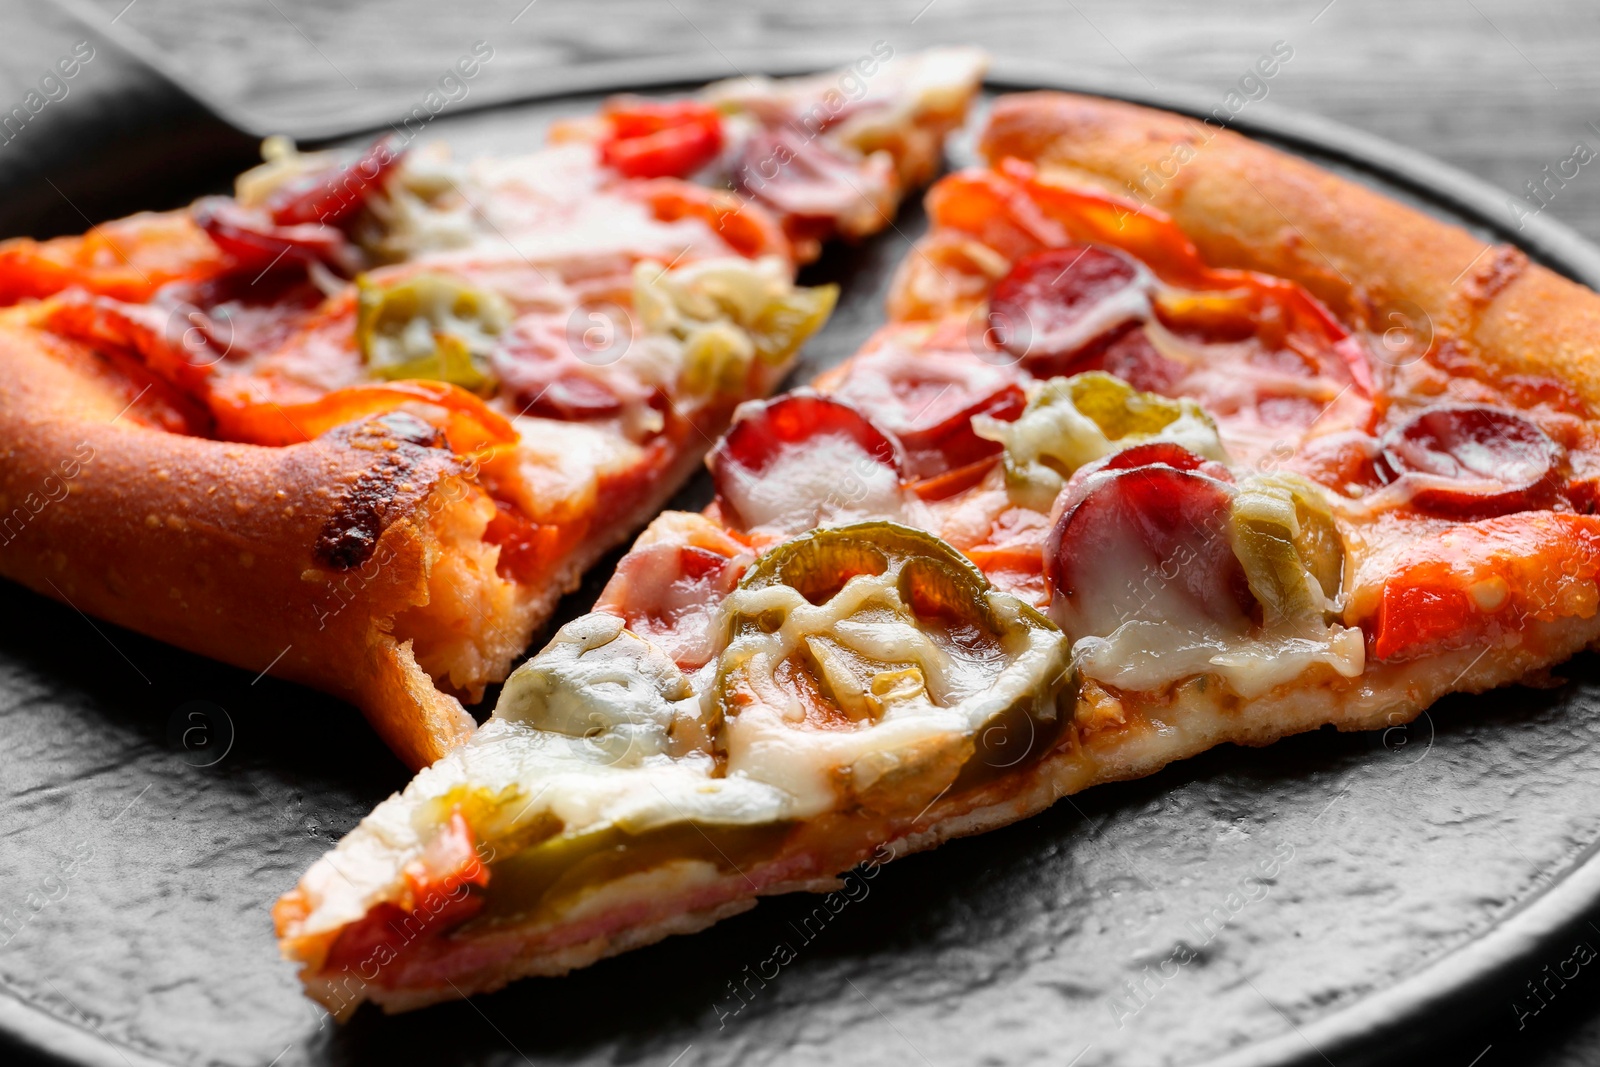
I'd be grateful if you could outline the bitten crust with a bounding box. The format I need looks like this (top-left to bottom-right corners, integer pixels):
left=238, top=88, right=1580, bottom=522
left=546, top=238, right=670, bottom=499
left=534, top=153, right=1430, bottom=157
left=980, top=91, right=1600, bottom=407
left=0, top=314, right=480, bottom=767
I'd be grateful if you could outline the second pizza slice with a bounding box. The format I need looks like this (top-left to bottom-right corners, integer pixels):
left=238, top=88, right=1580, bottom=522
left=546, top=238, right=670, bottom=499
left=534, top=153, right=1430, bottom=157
left=0, top=49, right=985, bottom=769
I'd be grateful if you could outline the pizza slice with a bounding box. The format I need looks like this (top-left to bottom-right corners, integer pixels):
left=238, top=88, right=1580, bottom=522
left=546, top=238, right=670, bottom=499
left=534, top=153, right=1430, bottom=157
left=275, top=90, right=1600, bottom=1014
left=556, top=45, right=983, bottom=262
left=0, top=50, right=984, bottom=769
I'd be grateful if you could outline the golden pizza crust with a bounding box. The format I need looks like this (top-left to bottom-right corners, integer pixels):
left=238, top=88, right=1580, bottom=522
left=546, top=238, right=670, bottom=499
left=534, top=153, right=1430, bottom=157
left=0, top=309, right=738, bottom=769
left=978, top=91, right=1600, bottom=408
left=356, top=900, right=759, bottom=1014
left=0, top=315, right=490, bottom=767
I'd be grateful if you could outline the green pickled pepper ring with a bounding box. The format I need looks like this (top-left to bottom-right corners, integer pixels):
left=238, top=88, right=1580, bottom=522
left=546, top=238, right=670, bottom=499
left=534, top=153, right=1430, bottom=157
left=355, top=272, right=511, bottom=394
left=715, top=521, right=1078, bottom=798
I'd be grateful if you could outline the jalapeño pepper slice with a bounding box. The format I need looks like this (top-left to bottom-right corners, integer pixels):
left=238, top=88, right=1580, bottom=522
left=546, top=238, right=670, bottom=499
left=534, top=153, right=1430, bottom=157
left=1227, top=473, right=1345, bottom=625
left=976, top=370, right=1227, bottom=511
left=632, top=258, right=837, bottom=398
left=431, top=614, right=797, bottom=930
left=713, top=522, right=1076, bottom=817
left=356, top=272, right=511, bottom=393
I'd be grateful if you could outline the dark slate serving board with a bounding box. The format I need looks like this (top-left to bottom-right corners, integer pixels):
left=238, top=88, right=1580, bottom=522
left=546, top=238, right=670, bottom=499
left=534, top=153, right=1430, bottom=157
left=3, top=51, right=1600, bottom=1067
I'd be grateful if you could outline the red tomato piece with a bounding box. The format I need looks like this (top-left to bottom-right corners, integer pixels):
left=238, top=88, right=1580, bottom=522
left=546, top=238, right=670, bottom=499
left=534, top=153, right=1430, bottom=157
left=1371, top=576, right=1475, bottom=663
left=1370, top=513, right=1600, bottom=661
left=922, top=167, right=1069, bottom=263
left=0, top=212, right=230, bottom=306
left=483, top=499, right=569, bottom=585
left=600, top=100, right=724, bottom=179
left=908, top=456, right=1001, bottom=501
left=627, top=178, right=791, bottom=261
left=211, top=379, right=516, bottom=453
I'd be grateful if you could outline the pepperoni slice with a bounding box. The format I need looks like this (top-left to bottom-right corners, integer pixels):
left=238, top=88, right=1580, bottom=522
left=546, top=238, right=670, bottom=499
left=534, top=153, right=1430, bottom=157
left=599, top=101, right=724, bottom=180
left=193, top=198, right=352, bottom=276
left=989, top=246, right=1148, bottom=372
left=1045, top=464, right=1250, bottom=640
left=732, top=127, right=883, bottom=230
left=904, top=383, right=1026, bottom=472
left=1377, top=404, right=1563, bottom=517
left=523, top=373, right=625, bottom=420
left=826, top=347, right=1025, bottom=479
left=155, top=268, right=328, bottom=363
left=491, top=315, right=652, bottom=421
left=714, top=394, right=901, bottom=477
left=1097, top=441, right=1231, bottom=478
left=970, top=164, right=1377, bottom=450
left=597, top=542, right=747, bottom=668
left=266, top=137, right=405, bottom=228
left=1064, top=325, right=1187, bottom=394
left=1056, top=443, right=1234, bottom=520
left=710, top=394, right=904, bottom=530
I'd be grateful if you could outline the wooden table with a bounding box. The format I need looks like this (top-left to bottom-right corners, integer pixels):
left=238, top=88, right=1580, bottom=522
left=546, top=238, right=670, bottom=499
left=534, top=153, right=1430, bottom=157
left=3, top=0, right=1600, bottom=1063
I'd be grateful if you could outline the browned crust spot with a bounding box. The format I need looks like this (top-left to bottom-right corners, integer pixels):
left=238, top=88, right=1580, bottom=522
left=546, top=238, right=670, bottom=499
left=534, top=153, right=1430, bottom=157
left=314, top=413, right=462, bottom=571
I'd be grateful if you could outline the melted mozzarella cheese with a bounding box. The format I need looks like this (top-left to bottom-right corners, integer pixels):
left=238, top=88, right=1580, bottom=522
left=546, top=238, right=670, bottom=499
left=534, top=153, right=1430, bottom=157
left=722, top=434, right=908, bottom=534
left=717, top=569, right=1066, bottom=817
left=1075, top=619, right=1365, bottom=699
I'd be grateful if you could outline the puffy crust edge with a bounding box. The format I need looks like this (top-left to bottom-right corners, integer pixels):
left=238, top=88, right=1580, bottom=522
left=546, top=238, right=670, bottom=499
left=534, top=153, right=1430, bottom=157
left=979, top=91, right=1600, bottom=409
left=0, top=309, right=735, bottom=769
left=0, top=315, right=481, bottom=768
